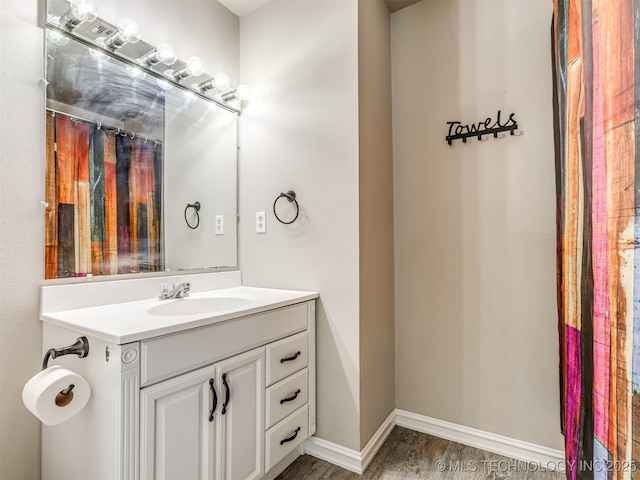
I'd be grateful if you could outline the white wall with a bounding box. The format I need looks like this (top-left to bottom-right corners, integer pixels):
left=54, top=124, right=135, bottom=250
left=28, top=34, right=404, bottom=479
left=392, top=0, right=564, bottom=450
left=0, top=1, right=45, bottom=478
left=238, top=0, right=362, bottom=450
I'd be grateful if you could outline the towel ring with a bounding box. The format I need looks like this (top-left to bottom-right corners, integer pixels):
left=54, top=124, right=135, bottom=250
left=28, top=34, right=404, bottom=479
left=273, top=191, right=299, bottom=225
left=184, top=202, right=201, bottom=229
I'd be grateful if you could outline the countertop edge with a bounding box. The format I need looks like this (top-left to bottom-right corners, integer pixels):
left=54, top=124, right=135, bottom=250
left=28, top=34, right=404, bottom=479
left=41, top=291, right=318, bottom=344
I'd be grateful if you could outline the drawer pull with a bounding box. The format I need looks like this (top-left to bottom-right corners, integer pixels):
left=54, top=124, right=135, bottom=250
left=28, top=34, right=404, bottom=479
left=280, top=351, right=301, bottom=363
left=209, top=379, right=217, bottom=421
left=280, top=389, right=301, bottom=405
left=221, top=373, right=230, bottom=415
left=280, top=427, right=301, bottom=445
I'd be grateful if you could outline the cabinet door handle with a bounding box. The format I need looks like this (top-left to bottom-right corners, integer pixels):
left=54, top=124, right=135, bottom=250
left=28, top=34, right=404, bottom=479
left=280, top=389, right=301, bottom=405
left=209, top=379, right=217, bottom=421
left=280, top=351, right=301, bottom=363
left=280, top=427, right=301, bottom=445
left=221, top=373, right=230, bottom=415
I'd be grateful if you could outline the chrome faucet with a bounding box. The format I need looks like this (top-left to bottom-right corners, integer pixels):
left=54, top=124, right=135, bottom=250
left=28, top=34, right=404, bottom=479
left=159, top=282, right=191, bottom=300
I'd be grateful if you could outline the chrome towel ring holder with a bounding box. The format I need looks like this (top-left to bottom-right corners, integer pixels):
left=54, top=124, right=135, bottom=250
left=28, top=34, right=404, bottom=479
left=184, top=202, right=201, bottom=229
left=273, top=191, right=299, bottom=225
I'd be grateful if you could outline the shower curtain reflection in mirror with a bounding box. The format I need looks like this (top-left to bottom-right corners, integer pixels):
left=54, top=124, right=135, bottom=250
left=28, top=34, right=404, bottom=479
left=45, top=111, right=163, bottom=279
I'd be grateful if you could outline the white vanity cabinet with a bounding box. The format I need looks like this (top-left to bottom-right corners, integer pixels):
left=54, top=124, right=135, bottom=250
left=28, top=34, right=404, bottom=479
left=40, top=287, right=316, bottom=480
left=140, top=365, right=217, bottom=480
left=140, top=348, right=264, bottom=480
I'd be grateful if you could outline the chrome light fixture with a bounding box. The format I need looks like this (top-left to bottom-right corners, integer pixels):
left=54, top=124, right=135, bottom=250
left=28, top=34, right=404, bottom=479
left=101, top=18, right=142, bottom=50
left=221, top=84, right=251, bottom=102
left=138, top=43, right=177, bottom=67
left=60, top=0, right=98, bottom=30
left=196, top=72, right=230, bottom=93
left=167, top=57, right=205, bottom=82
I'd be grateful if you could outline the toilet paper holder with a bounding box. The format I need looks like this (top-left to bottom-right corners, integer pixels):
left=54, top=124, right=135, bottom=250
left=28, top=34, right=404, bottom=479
left=42, top=337, right=90, bottom=371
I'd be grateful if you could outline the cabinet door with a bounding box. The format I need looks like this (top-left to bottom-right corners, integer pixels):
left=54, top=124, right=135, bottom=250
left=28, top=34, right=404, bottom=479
left=217, top=348, right=265, bottom=480
left=140, top=366, right=217, bottom=480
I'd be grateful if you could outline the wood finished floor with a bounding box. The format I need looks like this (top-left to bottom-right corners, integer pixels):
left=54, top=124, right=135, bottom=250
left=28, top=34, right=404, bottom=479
left=276, top=427, right=564, bottom=480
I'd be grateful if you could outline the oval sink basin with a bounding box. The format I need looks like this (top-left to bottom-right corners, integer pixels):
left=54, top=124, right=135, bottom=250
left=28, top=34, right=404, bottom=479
left=148, top=297, right=254, bottom=316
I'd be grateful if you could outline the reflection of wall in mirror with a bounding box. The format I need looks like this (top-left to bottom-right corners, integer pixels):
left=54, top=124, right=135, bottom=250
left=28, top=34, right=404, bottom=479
left=164, top=94, right=238, bottom=270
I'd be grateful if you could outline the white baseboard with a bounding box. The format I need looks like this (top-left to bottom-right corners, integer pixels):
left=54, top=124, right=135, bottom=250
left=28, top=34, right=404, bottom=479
left=395, top=409, right=565, bottom=465
left=304, top=409, right=395, bottom=474
left=360, top=410, right=396, bottom=472
left=305, top=409, right=564, bottom=475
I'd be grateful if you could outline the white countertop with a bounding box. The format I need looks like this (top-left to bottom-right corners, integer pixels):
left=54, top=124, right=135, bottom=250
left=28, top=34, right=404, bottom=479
left=41, top=286, right=318, bottom=344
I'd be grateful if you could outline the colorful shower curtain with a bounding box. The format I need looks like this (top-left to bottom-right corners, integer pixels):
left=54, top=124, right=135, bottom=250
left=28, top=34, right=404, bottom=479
left=553, top=0, right=639, bottom=479
left=45, top=111, right=163, bottom=278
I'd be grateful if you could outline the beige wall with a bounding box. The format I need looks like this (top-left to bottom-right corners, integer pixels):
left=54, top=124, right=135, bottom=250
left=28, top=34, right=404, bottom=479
left=238, top=0, right=362, bottom=451
left=392, top=0, right=564, bottom=450
left=358, top=0, right=396, bottom=450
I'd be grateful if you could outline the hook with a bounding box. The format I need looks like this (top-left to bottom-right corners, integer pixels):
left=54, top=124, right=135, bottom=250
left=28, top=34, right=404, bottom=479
left=130, top=132, right=135, bottom=139
left=115, top=128, right=121, bottom=135
left=96, top=121, right=101, bottom=130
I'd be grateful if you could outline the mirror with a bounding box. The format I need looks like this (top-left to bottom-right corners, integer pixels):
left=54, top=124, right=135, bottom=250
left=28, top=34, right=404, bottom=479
left=44, top=0, right=239, bottom=279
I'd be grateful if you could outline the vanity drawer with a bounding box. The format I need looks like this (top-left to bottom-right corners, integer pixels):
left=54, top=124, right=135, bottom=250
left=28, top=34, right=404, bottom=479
left=141, top=303, right=307, bottom=386
left=266, top=331, right=309, bottom=386
left=266, top=368, right=308, bottom=429
left=265, top=405, right=309, bottom=472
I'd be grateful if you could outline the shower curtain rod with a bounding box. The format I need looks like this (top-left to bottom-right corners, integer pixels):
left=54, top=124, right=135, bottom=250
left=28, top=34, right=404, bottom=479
left=46, top=108, right=162, bottom=146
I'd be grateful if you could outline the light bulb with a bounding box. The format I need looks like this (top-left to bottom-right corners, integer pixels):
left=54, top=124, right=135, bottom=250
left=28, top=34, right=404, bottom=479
left=221, top=84, right=251, bottom=102
left=186, top=57, right=205, bottom=76
left=212, top=72, right=231, bottom=90
left=156, top=43, right=177, bottom=66
left=102, top=18, right=141, bottom=50
left=119, top=18, right=142, bottom=43
left=139, top=43, right=177, bottom=67
left=196, top=72, right=230, bottom=93
left=169, top=56, right=205, bottom=81
left=61, top=0, right=98, bottom=30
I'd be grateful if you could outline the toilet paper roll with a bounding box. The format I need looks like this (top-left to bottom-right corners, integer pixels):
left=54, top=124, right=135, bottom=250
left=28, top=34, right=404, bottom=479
left=22, top=366, right=91, bottom=426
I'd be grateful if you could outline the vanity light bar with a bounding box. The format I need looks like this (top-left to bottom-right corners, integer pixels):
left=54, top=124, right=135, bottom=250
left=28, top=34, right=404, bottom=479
left=46, top=3, right=247, bottom=112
